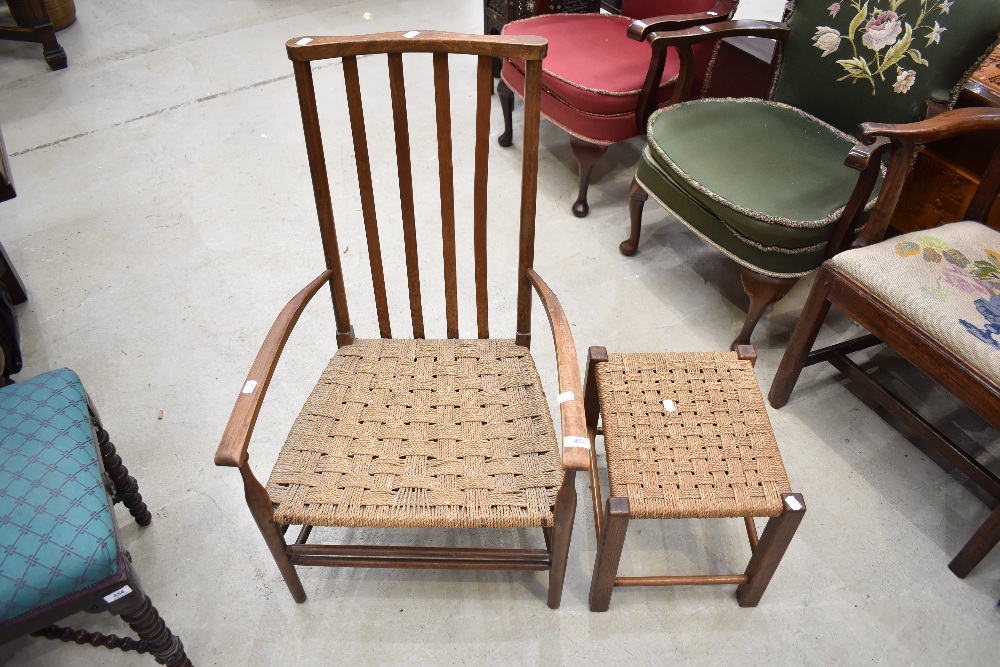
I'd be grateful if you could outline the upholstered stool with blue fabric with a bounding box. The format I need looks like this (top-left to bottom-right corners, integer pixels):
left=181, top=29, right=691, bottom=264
left=0, top=368, right=191, bottom=665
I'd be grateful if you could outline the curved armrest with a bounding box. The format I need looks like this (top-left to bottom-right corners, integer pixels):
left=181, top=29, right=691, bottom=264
left=647, top=20, right=789, bottom=49
left=858, top=107, right=1000, bottom=146
left=215, top=270, right=334, bottom=468
left=526, top=269, right=590, bottom=472
left=627, top=0, right=737, bottom=41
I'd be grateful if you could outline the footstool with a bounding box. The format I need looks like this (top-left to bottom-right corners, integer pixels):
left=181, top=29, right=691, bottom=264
left=583, top=346, right=805, bottom=611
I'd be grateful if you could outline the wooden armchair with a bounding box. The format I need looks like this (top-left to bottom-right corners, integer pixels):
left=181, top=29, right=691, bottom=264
left=622, top=0, right=1000, bottom=347
left=769, top=107, right=1000, bottom=577
left=497, top=0, right=737, bottom=217
left=214, top=31, right=591, bottom=609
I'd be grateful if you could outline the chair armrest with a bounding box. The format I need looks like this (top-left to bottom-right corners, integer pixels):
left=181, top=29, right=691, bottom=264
left=526, top=268, right=590, bottom=472
left=215, top=270, right=333, bottom=468
left=646, top=20, right=789, bottom=49
left=852, top=108, right=1000, bottom=248
left=627, top=0, right=737, bottom=41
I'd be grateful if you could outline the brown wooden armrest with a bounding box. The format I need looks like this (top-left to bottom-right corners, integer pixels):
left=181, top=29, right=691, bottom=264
left=858, top=107, right=1000, bottom=146
left=647, top=20, right=789, bottom=49
left=215, top=270, right=333, bottom=468
left=526, top=268, right=591, bottom=472
left=627, top=0, right=737, bottom=41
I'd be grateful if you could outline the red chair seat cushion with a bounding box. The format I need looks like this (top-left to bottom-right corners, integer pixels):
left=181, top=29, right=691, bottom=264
left=502, top=13, right=716, bottom=144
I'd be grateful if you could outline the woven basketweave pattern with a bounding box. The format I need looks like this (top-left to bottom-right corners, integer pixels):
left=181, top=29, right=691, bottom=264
left=267, top=338, right=562, bottom=529
left=596, top=352, right=790, bottom=519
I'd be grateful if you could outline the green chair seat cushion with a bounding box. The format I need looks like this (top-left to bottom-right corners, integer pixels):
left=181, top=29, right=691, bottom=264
left=636, top=147, right=829, bottom=277
left=830, top=221, right=1000, bottom=385
left=0, top=369, right=118, bottom=625
left=645, top=99, right=880, bottom=249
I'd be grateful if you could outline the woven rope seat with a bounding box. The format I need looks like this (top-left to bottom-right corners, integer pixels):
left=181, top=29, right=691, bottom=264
left=266, top=338, right=563, bottom=530
left=595, top=351, right=790, bottom=520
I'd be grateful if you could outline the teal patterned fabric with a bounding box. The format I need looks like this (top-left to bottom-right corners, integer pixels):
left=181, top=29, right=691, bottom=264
left=0, top=369, right=117, bottom=625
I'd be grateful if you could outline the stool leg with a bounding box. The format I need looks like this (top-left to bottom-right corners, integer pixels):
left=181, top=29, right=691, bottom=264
left=584, top=346, right=608, bottom=541
left=949, top=502, right=1000, bottom=578
left=737, top=493, right=805, bottom=607
left=589, top=497, right=630, bottom=612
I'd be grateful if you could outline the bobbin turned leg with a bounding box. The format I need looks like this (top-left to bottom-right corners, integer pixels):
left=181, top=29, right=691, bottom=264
left=93, top=414, right=152, bottom=526
left=736, top=494, right=806, bottom=607
left=589, top=497, right=630, bottom=612
left=118, top=593, right=193, bottom=667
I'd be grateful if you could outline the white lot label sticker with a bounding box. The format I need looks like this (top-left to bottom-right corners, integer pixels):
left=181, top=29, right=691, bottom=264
left=295, top=38, right=313, bottom=46
left=242, top=380, right=258, bottom=394
left=663, top=399, right=676, bottom=413
left=786, top=496, right=803, bottom=511
left=700, top=25, right=711, bottom=32
left=564, top=436, right=590, bottom=449
left=403, top=31, right=420, bottom=39
left=556, top=391, right=575, bottom=404
left=103, top=585, right=133, bottom=603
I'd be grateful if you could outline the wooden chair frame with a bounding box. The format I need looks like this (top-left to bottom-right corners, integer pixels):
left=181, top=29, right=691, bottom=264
left=0, top=0, right=67, bottom=70
left=583, top=345, right=805, bottom=611
left=214, top=32, right=591, bottom=609
left=770, top=108, right=1000, bottom=577
left=496, top=0, right=738, bottom=217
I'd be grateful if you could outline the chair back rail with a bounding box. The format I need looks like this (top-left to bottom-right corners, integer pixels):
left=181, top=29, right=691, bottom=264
left=286, top=32, right=547, bottom=344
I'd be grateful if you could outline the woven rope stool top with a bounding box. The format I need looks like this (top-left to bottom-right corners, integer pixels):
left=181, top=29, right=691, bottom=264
left=266, top=338, right=562, bottom=529
left=596, top=352, right=790, bottom=520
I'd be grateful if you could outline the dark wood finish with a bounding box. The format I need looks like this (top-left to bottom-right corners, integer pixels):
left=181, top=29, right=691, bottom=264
left=94, top=417, right=151, bottom=526
left=769, top=108, right=1000, bottom=576
left=497, top=1, right=740, bottom=217
left=617, top=574, right=748, bottom=586
left=703, top=36, right=776, bottom=99
left=569, top=137, right=608, bottom=218
left=0, top=0, right=67, bottom=69
left=0, top=125, right=28, bottom=305
left=734, top=268, right=796, bottom=349
left=621, top=175, right=648, bottom=256
left=589, top=497, right=630, bottom=612
left=216, top=31, right=593, bottom=609
left=736, top=494, right=805, bottom=607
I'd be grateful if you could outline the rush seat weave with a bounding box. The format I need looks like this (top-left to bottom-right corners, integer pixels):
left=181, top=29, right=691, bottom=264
left=595, top=352, right=790, bottom=520
left=267, top=338, right=562, bottom=529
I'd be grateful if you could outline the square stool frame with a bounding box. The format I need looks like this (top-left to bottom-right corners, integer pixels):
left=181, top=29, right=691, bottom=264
left=583, top=345, right=805, bottom=612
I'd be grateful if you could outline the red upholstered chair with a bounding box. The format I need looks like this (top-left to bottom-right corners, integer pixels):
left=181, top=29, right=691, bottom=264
left=498, top=0, right=737, bottom=217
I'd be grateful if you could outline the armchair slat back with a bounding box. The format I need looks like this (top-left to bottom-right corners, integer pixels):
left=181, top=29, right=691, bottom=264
left=286, top=32, right=547, bottom=345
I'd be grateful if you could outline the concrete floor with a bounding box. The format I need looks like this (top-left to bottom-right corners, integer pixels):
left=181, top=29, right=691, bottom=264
left=1, top=1, right=998, bottom=665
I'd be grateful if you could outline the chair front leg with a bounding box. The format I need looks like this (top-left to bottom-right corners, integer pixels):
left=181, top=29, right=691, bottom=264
left=949, top=502, right=1000, bottom=578
left=240, top=463, right=307, bottom=603
left=497, top=78, right=515, bottom=148
left=768, top=266, right=835, bottom=408
left=93, top=415, right=151, bottom=526
left=621, top=176, right=648, bottom=256
left=547, top=470, right=578, bottom=609
left=118, top=593, right=193, bottom=667
left=569, top=136, right=609, bottom=218
left=733, top=268, right=797, bottom=349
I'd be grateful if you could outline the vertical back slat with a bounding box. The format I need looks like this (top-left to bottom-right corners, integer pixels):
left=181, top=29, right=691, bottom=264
left=343, top=56, right=392, bottom=338
left=473, top=55, right=492, bottom=339
left=388, top=52, right=425, bottom=339
left=292, top=61, right=354, bottom=346
left=434, top=53, right=459, bottom=339
left=515, top=58, right=543, bottom=349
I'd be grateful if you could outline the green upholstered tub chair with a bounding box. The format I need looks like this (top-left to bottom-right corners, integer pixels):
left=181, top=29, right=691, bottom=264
left=623, top=0, right=1000, bottom=347
left=0, top=369, right=191, bottom=666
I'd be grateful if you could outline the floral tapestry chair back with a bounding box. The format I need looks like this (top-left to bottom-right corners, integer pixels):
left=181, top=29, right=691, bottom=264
left=773, top=0, right=1000, bottom=135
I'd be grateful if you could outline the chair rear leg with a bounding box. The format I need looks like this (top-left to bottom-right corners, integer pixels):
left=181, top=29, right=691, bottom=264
left=589, top=497, right=630, bottom=612
left=93, top=417, right=152, bottom=526
left=547, top=473, right=578, bottom=609
left=733, top=268, right=797, bottom=349
left=769, top=267, right=835, bottom=408
left=240, top=464, right=307, bottom=603
left=569, top=137, right=609, bottom=218
left=736, top=494, right=805, bottom=607
left=620, top=176, right=648, bottom=256
left=118, top=593, right=193, bottom=667
left=949, top=502, right=1000, bottom=578
left=497, top=79, right=515, bottom=148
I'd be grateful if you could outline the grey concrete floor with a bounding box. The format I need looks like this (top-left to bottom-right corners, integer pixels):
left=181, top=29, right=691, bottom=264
left=1, top=1, right=998, bottom=665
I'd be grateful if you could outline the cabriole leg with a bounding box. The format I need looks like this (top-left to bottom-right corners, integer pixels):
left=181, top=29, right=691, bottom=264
left=733, top=268, right=797, bottom=349
left=621, top=176, right=648, bottom=256
left=569, top=136, right=608, bottom=218
left=497, top=79, right=515, bottom=148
